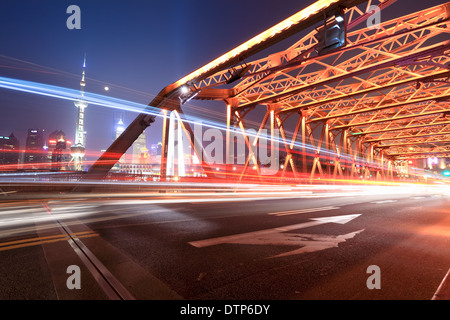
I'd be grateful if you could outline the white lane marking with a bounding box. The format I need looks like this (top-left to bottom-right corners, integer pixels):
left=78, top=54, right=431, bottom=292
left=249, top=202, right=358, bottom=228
left=370, top=200, right=397, bottom=204
left=410, top=196, right=425, bottom=200
left=189, top=214, right=361, bottom=248
left=0, top=208, right=168, bottom=238
left=267, top=206, right=340, bottom=216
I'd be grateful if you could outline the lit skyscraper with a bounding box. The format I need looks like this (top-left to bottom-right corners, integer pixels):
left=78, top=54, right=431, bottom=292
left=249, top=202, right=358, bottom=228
left=25, top=128, right=46, bottom=168
left=115, top=114, right=125, bottom=140
left=48, top=130, right=70, bottom=171
left=70, top=57, right=88, bottom=171
left=0, top=133, right=20, bottom=168
left=132, top=131, right=146, bottom=164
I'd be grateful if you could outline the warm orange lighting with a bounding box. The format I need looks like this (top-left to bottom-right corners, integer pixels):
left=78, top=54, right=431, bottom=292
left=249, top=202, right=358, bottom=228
left=174, top=0, right=342, bottom=87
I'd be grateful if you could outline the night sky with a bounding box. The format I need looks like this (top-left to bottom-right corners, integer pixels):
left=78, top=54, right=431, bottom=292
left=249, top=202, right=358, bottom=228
left=0, top=0, right=445, bottom=158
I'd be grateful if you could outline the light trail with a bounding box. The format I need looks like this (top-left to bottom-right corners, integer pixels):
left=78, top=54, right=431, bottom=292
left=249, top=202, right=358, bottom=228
left=1, top=177, right=448, bottom=198
left=0, top=180, right=448, bottom=240
left=0, top=76, right=444, bottom=181
left=0, top=76, right=357, bottom=164
left=0, top=76, right=161, bottom=116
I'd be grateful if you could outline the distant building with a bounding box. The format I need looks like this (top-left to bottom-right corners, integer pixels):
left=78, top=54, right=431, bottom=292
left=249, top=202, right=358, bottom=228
left=0, top=133, right=20, bottom=169
left=24, top=128, right=46, bottom=169
left=138, top=146, right=150, bottom=164
left=110, top=115, right=155, bottom=176
left=115, top=115, right=125, bottom=140
left=150, top=143, right=162, bottom=156
left=147, top=142, right=161, bottom=173
left=128, top=132, right=153, bottom=174
left=149, top=144, right=157, bottom=156
left=118, top=163, right=153, bottom=177
left=111, top=115, right=126, bottom=172
left=47, top=130, right=71, bottom=170
left=132, top=131, right=146, bottom=164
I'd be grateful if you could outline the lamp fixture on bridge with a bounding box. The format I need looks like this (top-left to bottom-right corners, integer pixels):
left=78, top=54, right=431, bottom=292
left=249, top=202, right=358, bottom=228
left=314, top=8, right=346, bottom=54
left=179, top=85, right=200, bottom=105
left=335, top=15, right=344, bottom=23
left=180, top=86, right=189, bottom=95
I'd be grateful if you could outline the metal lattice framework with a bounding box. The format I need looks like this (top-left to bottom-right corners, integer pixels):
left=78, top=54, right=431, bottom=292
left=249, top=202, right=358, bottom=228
left=188, top=0, right=450, bottom=181
left=86, top=0, right=450, bottom=183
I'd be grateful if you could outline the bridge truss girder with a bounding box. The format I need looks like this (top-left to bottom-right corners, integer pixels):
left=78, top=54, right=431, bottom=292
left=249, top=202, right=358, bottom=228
left=86, top=0, right=450, bottom=184
left=196, top=0, right=450, bottom=178
left=189, top=0, right=450, bottom=181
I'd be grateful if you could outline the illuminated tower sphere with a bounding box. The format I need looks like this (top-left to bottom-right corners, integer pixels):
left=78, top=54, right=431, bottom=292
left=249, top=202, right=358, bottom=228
left=71, top=57, right=88, bottom=171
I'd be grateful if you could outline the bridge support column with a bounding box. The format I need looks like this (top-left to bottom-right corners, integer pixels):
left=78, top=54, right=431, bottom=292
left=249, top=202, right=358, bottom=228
left=234, top=109, right=262, bottom=182
left=160, top=109, right=170, bottom=181
left=332, top=129, right=345, bottom=182
left=226, top=104, right=234, bottom=180
left=275, top=110, right=298, bottom=179
left=301, top=114, right=307, bottom=176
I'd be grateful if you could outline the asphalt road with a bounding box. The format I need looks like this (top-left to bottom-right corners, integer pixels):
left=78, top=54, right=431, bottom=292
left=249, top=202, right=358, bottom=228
left=0, top=183, right=449, bottom=301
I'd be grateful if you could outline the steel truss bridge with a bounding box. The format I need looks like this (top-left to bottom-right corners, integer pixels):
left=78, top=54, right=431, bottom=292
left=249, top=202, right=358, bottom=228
left=86, top=0, right=450, bottom=184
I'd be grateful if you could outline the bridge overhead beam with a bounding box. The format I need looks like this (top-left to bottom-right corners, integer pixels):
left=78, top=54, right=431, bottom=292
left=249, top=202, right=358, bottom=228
left=344, top=118, right=450, bottom=137
left=151, top=0, right=369, bottom=109
left=331, top=104, right=450, bottom=131
left=366, top=129, right=450, bottom=144
left=208, top=3, right=450, bottom=110
left=389, top=149, right=450, bottom=159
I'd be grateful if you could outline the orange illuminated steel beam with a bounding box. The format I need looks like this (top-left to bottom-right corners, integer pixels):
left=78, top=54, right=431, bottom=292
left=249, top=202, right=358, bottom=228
left=210, top=2, right=449, bottom=111
left=331, top=101, right=450, bottom=131
left=192, top=5, right=447, bottom=114
left=388, top=145, right=450, bottom=159
left=248, top=2, right=449, bottom=180
left=150, top=0, right=367, bottom=109
left=378, top=139, right=450, bottom=150
left=261, top=70, right=450, bottom=119
left=366, top=129, right=450, bottom=144
left=377, top=142, right=450, bottom=161
left=343, top=117, right=450, bottom=136
left=194, top=0, right=400, bottom=102
left=237, top=41, right=450, bottom=113
left=377, top=137, right=450, bottom=150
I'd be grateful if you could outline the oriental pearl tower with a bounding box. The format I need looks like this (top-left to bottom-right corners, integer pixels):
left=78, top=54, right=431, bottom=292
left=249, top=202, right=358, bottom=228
left=70, top=57, right=88, bottom=171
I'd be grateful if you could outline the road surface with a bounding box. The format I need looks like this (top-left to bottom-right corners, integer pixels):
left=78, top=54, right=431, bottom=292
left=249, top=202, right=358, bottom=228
left=0, top=183, right=449, bottom=301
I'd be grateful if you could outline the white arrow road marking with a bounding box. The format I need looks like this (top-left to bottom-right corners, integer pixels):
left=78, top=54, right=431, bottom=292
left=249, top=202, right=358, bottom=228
left=189, top=214, right=362, bottom=257
left=267, top=206, right=339, bottom=216
left=250, top=229, right=364, bottom=258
